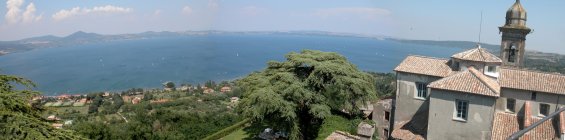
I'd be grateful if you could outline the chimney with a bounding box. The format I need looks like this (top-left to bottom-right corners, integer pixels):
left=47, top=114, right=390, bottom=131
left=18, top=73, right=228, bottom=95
left=522, top=101, right=532, bottom=140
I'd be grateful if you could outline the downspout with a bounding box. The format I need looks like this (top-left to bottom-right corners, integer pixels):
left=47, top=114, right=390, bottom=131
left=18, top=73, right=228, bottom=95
left=557, top=95, right=564, bottom=140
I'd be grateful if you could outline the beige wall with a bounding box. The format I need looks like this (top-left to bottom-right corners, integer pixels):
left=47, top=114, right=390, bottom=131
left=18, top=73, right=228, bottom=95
left=393, top=72, right=441, bottom=127
left=372, top=99, right=392, bottom=140
left=427, top=89, right=496, bottom=140
left=497, top=88, right=565, bottom=118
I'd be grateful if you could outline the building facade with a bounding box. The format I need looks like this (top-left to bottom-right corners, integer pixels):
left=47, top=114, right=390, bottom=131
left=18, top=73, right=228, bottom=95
left=384, top=0, right=565, bottom=139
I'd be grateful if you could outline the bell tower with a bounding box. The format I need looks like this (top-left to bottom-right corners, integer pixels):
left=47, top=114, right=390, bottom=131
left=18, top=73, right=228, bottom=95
left=499, top=0, right=531, bottom=67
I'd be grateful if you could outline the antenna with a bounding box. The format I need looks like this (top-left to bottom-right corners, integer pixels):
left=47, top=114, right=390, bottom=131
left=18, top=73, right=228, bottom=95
left=478, top=10, right=483, bottom=45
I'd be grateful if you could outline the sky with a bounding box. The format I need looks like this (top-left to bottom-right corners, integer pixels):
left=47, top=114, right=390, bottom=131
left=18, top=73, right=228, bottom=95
left=1, top=0, right=564, bottom=53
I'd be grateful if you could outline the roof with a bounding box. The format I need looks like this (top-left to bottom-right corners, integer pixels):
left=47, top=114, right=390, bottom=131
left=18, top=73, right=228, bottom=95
left=491, top=112, right=556, bottom=140
left=390, top=122, right=425, bottom=140
left=325, top=131, right=360, bottom=140
left=428, top=67, right=500, bottom=97
left=394, top=55, right=453, bottom=77
left=500, top=68, right=565, bottom=95
left=357, top=122, right=375, bottom=137
left=451, top=47, right=502, bottom=63
left=506, top=0, right=526, bottom=20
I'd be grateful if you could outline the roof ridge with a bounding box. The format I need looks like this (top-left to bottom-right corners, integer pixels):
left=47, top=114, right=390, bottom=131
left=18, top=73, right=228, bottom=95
left=428, top=70, right=466, bottom=87
left=407, top=55, right=449, bottom=60
left=478, top=48, right=488, bottom=62
left=468, top=67, right=500, bottom=94
left=463, top=48, right=477, bottom=60
left=501, top=67, right=565, bottom=76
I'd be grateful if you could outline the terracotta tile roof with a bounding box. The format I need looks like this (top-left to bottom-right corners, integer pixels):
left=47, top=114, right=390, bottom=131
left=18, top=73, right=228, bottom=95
left=560, top=112, right=565, bottom=134
left=451, top=47, right=502, bottom=63
left=428, top=67, right=500, bottom=97
left=491, top=113, right=519, bottom=140
left=325, top=131, right=360, bottom=140
left=491, top=112, right=557, bottom=140
left=391, top=122, right=425, bottom=140
left=394, top=55, right=453, bottom=77
left=500, top=68, right=565, bottom=95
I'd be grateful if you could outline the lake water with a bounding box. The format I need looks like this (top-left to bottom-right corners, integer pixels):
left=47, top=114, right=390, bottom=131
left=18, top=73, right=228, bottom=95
left=0, top=34, right=464, bottom=95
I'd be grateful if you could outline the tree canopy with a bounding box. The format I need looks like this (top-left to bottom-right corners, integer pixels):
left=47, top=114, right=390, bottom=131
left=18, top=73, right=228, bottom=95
left=237, top=50, right=376, bottom=139
left=0, top=74, right=83, bottom=139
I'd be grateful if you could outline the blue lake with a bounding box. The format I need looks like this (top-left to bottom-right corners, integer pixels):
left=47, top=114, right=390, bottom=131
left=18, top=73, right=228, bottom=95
left=0, top=34, right=464, bottom=95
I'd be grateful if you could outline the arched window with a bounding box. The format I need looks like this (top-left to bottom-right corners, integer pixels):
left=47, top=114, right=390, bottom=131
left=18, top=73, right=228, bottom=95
left=508, top=45, right=516, bottom=62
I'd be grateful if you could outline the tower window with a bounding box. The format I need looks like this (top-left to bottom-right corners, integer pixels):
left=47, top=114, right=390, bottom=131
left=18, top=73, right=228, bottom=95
left=508, top=45, right=517, bottom=62
left=539, top=103, right=549, bottom=116
left=384, top=111, right=390, bottom=121
left=506, top=98, right=515, bottom=113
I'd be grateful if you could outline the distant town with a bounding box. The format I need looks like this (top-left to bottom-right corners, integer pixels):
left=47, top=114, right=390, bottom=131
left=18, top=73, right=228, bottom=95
left=34, top=80, right=238, bottom=130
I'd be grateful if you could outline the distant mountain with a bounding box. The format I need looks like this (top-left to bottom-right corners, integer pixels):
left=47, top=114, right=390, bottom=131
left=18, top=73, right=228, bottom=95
left=63, top=31, right=102, bottom=40
left=19, top=35, right=62, bottom=42
left=0, top=30, right=560, bottom=60
left=386, top=39, right=499, bottom=53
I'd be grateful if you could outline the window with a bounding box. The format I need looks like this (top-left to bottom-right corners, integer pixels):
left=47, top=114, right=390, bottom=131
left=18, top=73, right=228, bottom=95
left=385, top=111, right=390, bottom=121
left=506, top=98, right=516, bottom=112
left=455, top=100, right=469, bottom=120
left=416, top=83, right=427, bottom=99
left=540, top=104, right=549, bottom=116
left=487, top=66, right=497, bottom=73
left=454, top=61, right=460, bottom=70
left=508, top=45, right=517, bottom=62
left=531, top=92, right=537, bottom=100
left=384, top=129, right=389, bottom=138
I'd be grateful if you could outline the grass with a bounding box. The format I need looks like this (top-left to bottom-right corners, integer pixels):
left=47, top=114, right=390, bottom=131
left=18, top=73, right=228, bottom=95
left=62, top=101, right=74, bottom=106
left=220, top=122, right=267, bottom=140
left=51, top=101, right=63, bottom=107
left=221, top=127, right=250, bottom=139
left=73, top=102, right=85, bottom=106
left=219, top=114, right=362, bottom=140
left=316, top=114, right=361, bottom=140
left=43, top=102, right=54, bottom=107
left=54, top=106, right=90, bottom=114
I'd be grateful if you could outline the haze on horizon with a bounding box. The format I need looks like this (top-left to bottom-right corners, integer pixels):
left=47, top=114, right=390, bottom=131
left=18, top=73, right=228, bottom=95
left=1, top=0, right=564, bottom=53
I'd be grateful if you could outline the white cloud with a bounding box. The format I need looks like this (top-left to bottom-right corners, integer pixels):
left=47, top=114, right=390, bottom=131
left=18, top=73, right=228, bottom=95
left=5, top=0, right=40, bottom=24
left=181, top=6, right=192, bottom=15
left=52, top=5, right=133, bottom=21
left=312, top=7, right=391, bottom=19
left=22, top=3, right=42, bottom=23
left=4, top=0, right=42, bottom=24
left=5, top=0, right=23, bottom=24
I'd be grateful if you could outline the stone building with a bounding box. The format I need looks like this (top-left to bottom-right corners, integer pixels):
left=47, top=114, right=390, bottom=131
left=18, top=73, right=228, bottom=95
left=385, top=0, right=565, bottom=139
left=372, top=98, right=393, bottom=140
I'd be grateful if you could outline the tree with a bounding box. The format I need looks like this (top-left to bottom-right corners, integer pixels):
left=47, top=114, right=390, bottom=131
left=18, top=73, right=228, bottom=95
left=143, top=93, right=154, bottom=101
left=205, top=80, right=216, bottom=89
left=0, top=74, right=83, bottom=139
left=112, top=94, right=124, bottom=112
left=163, top=81, right=175, bottom=90
left=88, top=95, right=103, bottom=114
left=237, top=50, right=376, bottom=139
left=368, top=72, right=396, bottom=97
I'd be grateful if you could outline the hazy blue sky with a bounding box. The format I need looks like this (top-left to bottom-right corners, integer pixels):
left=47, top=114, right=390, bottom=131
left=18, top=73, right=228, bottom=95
left=1, top=0, right=564, bottom=53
